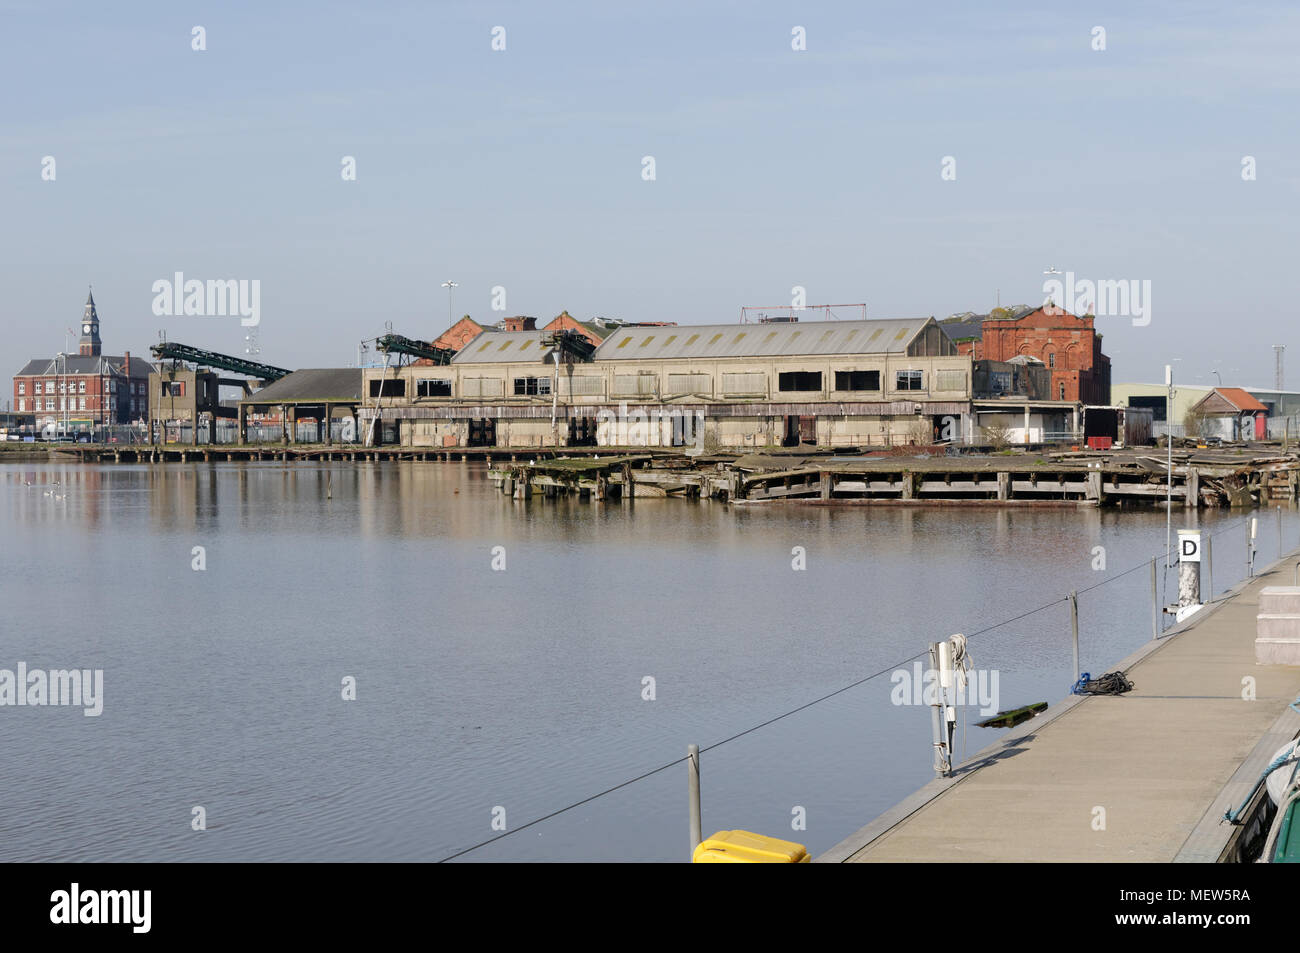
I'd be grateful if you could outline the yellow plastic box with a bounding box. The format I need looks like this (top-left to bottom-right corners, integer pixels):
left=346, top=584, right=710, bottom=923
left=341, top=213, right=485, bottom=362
left=692, top=830, right=810, bottom=863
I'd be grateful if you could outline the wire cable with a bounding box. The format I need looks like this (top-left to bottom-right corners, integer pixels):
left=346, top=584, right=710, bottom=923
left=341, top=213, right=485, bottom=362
left=436, top=754, right=688, bottom=863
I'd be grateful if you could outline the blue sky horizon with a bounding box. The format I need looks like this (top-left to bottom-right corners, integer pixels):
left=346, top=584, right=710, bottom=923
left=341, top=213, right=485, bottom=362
left=3, top=1, right=1296, bottom=389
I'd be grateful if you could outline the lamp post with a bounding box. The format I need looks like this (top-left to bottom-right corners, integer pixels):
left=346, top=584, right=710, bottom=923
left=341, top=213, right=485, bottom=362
left=59, top=352, right=69, bottom=439
left=1166, top=363, right=1174, bottom=574
left=441, top=280, right=458, bottom=329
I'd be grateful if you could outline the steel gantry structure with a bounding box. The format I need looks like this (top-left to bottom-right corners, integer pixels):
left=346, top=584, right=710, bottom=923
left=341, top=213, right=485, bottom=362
left=148, top=341, right=291, bottom=381
left=375, top=333, right=456, bottom=366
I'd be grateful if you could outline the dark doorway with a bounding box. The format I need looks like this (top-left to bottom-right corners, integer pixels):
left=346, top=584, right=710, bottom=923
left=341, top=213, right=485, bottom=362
left=783, top=415, right=817, bottom=446
left=468, top=418, right=496, bottom=447
left=782, top=415, right=800, bottom=447
left=567, top=416, right=597, bottom=447
left=800, top=415, right=817, bottom=445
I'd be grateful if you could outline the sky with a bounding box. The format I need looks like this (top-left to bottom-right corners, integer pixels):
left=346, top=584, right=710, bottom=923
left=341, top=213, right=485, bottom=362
left=2, top=0, right=1297, bottom=389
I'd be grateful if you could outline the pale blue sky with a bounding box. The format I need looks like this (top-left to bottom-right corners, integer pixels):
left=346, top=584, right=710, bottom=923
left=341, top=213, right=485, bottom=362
left=2, top=0, right=1296, bottom=387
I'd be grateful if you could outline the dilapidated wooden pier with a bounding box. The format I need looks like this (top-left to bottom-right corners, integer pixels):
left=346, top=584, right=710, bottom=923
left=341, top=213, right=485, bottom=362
left=488, top=447, right=1300, bottom=508
left=52, top=441, right=1300, bottom=509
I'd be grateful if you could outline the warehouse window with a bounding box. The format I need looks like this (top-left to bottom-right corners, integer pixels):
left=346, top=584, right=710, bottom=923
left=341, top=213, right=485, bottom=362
left=612, top=373, right=658, bottom=396
left=935, top=369, right=966, bottom=392
left=513, top=376, right=552, bottom=396
left=561, top=376, right=604, bottom=396
left=834, top=370, right=880, bottom=391
left=721, top=372, right=766, bottom=395
left=462, top=378, right=504, bottom=398
left=778, top=371, right=822, bottom=392
left=368, top=379, right=405, bottom=397
left=895, top=370, right=924, bottom=391
left=666, top=372, right=712, bottom=395
left=416, top=379, right=452, bottom=397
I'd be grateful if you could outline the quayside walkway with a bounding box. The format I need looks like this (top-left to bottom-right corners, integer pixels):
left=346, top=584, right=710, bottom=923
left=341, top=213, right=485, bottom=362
left=819, top=552, right=1300, bottom=863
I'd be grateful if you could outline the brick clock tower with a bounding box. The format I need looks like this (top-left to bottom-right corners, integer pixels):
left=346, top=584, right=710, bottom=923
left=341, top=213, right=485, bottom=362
left=79, top=289, right=102, bottom=357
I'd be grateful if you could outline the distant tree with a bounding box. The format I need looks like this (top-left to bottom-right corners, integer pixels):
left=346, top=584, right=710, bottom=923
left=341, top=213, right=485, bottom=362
left=1183, top=406, right=1217, bottom=440
left=906, top=418, right=933, bottom=445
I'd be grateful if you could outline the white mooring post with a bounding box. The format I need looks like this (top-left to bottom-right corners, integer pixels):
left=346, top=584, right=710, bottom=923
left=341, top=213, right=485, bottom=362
left=1248, top=517, right=1258, bottom=578
left=1176, top=529, right=1202, bottom=622
left=928, top=642, right=945, bottom=777
left=929, top=640, right=958, bottom=778
left=687, top=744, right=701, bottom=858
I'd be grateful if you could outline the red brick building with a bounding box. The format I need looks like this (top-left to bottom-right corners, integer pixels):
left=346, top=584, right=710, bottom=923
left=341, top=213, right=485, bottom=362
left=431, top=316, right=492, bottom=355
left=420, top=312, right=676, bottom=366
left=12, top=291, right=153, bottom=430
left=941, top=305, right=1110, bottom=404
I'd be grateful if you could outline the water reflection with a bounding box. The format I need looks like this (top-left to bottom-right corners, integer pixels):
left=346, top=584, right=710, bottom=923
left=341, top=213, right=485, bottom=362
left=0, top=461, right=1291, bottom=862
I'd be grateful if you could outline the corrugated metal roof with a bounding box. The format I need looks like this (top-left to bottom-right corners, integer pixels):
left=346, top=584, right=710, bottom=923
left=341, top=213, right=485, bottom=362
left=591, top=319, right=930, bottom=361
left=243, top=369, right=361, bottom=402
left=451, top=330, right=556, bottom=364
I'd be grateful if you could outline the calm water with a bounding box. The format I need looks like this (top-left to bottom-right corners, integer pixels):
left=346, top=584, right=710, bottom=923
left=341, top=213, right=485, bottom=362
left=0, top=459, right=1289, bottom=862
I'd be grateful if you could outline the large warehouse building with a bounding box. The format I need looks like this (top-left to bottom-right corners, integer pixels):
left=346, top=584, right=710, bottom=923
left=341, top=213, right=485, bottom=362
left=360, top=317, right=977, bottom=450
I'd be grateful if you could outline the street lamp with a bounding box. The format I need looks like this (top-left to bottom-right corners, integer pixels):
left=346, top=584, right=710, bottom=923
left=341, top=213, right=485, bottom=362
left=1165, top=363, right=1174, bottom=574
left=441, top=280, right=458, bottom=329
left=58, top=352, right=69, bottom=439
left=1212, top=370, right=1222, bottom=388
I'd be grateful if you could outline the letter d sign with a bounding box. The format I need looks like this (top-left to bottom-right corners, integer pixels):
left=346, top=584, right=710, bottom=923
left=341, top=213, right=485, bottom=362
left=1178, top=529, right=1201, bottom=563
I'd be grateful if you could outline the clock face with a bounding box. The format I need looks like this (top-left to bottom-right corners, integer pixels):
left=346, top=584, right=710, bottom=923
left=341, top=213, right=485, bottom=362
left=83, top=324, right=91, bottom=334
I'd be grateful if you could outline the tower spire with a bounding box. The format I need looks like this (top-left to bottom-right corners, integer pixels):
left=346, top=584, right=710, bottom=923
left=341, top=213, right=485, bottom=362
left=80, top=287, right=101, bottom=356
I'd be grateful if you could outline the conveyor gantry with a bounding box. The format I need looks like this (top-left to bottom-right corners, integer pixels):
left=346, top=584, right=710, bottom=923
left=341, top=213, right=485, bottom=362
left=375, top=333, right=455, bottom=365
left=149, top=342, right=291, bottom=381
